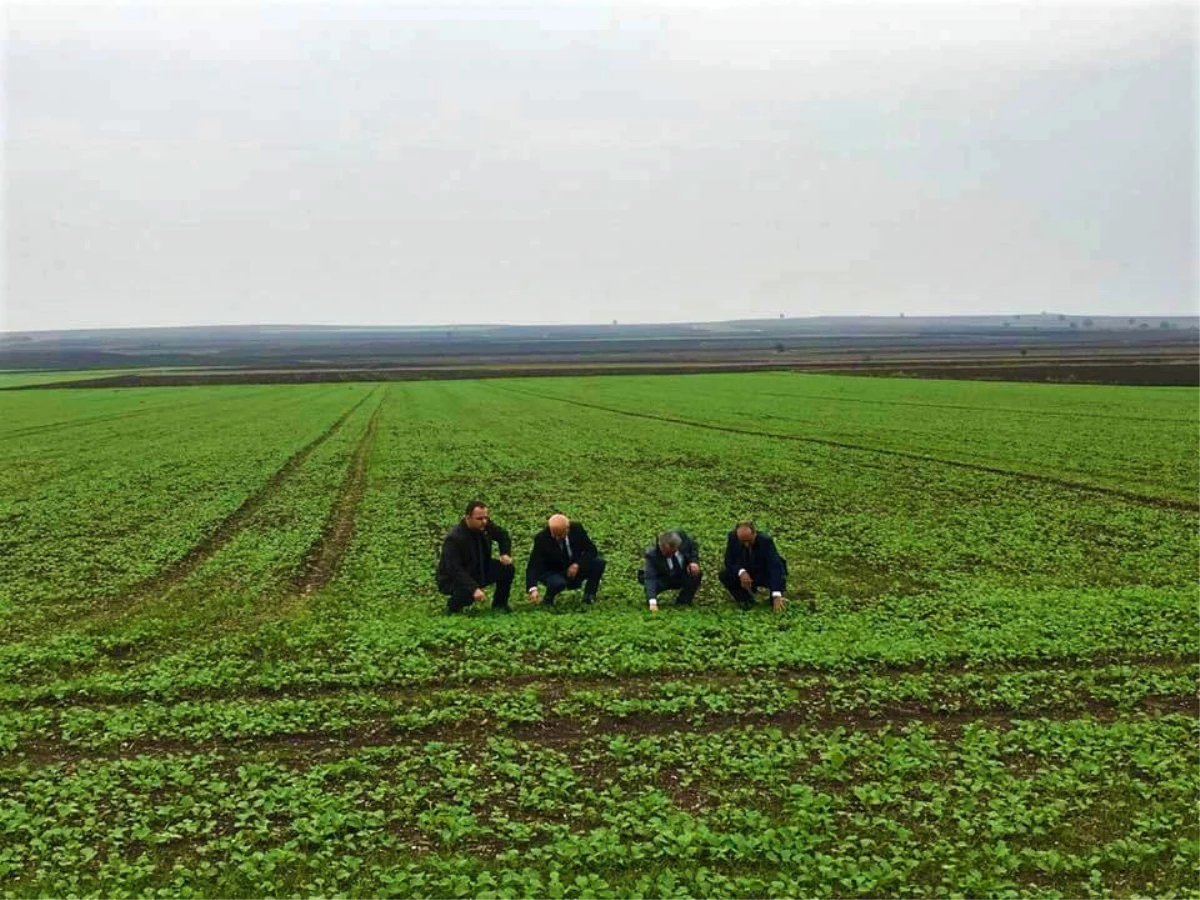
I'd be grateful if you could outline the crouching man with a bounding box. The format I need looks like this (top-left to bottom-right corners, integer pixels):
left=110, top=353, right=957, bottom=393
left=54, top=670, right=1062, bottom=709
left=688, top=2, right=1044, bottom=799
left=436, top=500, right=514, bottom=613
left=641, top=530, right=701, bottom=612
left=718, top=520, right=787, bottom=613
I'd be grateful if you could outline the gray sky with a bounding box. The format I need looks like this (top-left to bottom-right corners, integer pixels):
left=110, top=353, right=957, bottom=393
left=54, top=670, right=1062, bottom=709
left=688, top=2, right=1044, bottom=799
left=3, top=1, right=1197, bottom=331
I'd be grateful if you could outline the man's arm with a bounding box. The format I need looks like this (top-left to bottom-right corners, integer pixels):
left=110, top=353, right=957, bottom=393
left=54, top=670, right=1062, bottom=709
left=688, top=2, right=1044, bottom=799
left=680, top=533, right=700, bottom=566
left=723, top=532, right=740, bottom=576
left=525, top=537, right=544, bottom=592
left=763, top=535, right=786, bottom=595
left=439, top=533, right=477, bottom=594
left=574, top=525, right=598, bottom=565
left=642, top=549, right=659, bottom=602
left=485, top=521, right=512, bottom=556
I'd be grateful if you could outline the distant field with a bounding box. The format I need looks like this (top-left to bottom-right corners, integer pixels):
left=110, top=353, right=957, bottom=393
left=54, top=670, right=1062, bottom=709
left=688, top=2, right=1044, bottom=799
left=0, top=368, right=208, bottom=388
left=0, top=369, right=142, bottom=388
left=1, top=372, right=1196, bottom=898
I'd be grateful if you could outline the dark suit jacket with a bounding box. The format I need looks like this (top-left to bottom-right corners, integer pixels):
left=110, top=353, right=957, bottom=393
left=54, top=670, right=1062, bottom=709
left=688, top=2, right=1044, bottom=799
left=525, top=523, right=598, bottom=589
left=642, top=531, right=700, bottom=600
left=436, top=520, right=511, bottom=594
left=722, top=530, right=787, bottom=593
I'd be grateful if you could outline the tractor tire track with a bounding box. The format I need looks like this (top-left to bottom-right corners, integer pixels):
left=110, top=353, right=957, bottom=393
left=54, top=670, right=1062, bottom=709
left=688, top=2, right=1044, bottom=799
left=291, top=396, right=384, bottom=598
left=0, top=393, right=374, bottom=648
left=9, top=393, right=376, bottom=640
left=493, top=386, right=1198, bottom=512
left=1, top=391, right=379, bottom=652
left=117, top=391, right=375, bottom=609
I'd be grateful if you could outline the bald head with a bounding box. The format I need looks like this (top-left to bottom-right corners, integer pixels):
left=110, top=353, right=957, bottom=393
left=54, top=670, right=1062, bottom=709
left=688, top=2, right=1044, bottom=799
left=548, top=514, right=570, bottom=538
left=735, top=521, right=757, bottom=547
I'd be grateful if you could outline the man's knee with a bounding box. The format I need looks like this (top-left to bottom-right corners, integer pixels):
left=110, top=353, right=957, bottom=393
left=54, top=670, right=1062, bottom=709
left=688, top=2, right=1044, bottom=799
left=496, top=565, right=515, bottom=584
left=591, top=556, right=607, bottom=574
left=544, top=574, right=568, bottom=592
left=717, top=569, right=737, bottom=588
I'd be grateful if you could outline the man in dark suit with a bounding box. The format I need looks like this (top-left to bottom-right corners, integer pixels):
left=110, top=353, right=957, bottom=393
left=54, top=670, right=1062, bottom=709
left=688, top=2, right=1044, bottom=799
left=526, top=513, right=606, bottom=606
left=641, top=530, right=701, bottom=612
left=436, top=500, right=514, bottom=614
left=718, top=520, right=787, bottom=612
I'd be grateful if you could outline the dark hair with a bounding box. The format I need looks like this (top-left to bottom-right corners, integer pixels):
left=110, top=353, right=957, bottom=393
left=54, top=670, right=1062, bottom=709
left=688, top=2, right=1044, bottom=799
left=735, top=520, right=757, bottom=534
left=464, top=500, right=488, bottom=516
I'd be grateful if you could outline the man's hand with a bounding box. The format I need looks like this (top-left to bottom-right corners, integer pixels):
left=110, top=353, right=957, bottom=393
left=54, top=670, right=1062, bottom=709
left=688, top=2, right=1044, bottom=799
left=687, top=562, right=700, bottom=576
left=567, top=563, right=580, bottom=579
left=528, top=588, right=541, bottom=605
left=472, top=588, right=486, bottom=603
left=772, top=595, right=785, bottom=614
left=498, top=554, right=513, bottom=566
left=739, top=571, right=754, bottom=591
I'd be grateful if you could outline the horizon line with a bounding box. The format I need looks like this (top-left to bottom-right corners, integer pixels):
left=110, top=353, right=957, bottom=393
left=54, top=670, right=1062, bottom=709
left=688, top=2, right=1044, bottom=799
left=6, top=311, right=1200, bottom=337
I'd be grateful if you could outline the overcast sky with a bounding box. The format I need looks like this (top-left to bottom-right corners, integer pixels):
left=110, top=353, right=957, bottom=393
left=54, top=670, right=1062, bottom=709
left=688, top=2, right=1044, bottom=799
left=2, top=1, right=1196, bottom=331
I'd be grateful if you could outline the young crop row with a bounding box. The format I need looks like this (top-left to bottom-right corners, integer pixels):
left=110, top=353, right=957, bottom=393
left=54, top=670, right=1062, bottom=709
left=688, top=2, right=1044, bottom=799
left=0, top=715, right=1194, bottom=898
left=0, top=582, right=1194, bottom=707
left=0, top=662, right=1194, bottom=756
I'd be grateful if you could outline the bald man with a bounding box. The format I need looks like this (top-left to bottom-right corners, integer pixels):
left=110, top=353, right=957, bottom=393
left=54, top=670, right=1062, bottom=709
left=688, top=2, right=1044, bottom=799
left=526, top=513, right=606, bottom=606
left=719, top=520, right=788, bottom=613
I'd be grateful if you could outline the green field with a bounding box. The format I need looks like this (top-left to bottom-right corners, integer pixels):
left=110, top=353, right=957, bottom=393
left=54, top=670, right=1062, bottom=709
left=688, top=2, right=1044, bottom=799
left=1, top=372, right=1197, bottom=899
left=0, top=369, right=205, bottom=389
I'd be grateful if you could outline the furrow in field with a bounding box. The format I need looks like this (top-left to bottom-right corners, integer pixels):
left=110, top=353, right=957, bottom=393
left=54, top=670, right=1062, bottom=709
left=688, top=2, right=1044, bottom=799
left=493, top=385, right=1198, bottom=511
left=292, top=396, right=384, bottom=597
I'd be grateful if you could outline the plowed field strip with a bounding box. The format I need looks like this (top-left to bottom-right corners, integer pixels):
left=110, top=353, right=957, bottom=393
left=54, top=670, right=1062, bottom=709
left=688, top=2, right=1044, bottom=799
left=494, top=386, right=1198, bottom=511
